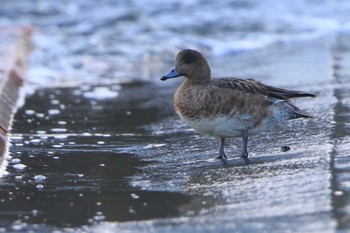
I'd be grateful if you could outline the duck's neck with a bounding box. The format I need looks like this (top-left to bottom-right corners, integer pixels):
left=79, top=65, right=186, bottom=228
left=185, top=67, right=211, bottom=84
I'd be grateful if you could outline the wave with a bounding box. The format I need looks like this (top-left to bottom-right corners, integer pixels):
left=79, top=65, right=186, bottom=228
left=1, top=0, right=350, bottom=84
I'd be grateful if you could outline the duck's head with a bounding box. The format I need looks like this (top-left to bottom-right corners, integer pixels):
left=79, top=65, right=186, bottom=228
left=161, top=49, right=211, bottom=83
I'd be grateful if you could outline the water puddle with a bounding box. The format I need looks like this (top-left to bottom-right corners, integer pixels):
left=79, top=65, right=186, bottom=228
left=0, top=83, right=193, bottom=230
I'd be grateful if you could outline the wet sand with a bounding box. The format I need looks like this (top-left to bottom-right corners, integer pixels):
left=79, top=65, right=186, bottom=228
left=1, top=34, right=350, bottom=232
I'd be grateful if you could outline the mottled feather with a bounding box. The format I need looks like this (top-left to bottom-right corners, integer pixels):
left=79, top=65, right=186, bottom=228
left=212, top=78, right=316, bottom=100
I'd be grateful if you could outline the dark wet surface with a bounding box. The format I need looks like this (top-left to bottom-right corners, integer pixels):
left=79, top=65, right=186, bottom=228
left=1, top=83, right=192, bottom=230
left=330, top=33, right=350, bottom=231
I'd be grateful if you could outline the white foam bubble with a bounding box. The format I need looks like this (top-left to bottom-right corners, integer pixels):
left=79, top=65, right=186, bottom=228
left=11, top=158, right=21, bottom=164
left=48, top=109, right=61, bottom=115
left=34, top=174, right=46, bottom=181
left=51, top=128, right=67, bottom=133
left=25, top=110, right=35, bottom=115
left=13, top=164, right=26, bottom=170
left=83, top=87, right=119, bottom=99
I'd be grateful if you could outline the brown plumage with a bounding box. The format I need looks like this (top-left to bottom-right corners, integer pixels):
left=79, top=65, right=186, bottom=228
left=161, top=49, right=315, bottom=159
left=212, top=78, right=315, bottom=99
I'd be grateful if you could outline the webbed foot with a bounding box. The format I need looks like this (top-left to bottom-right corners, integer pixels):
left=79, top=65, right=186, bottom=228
left=240, top=151, right=248, bottom=158
left=216, top=153, right=227, bottom=160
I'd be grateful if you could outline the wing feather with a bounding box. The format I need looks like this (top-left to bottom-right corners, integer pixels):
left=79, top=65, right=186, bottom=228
left=212, top=77, right=315, bottom=99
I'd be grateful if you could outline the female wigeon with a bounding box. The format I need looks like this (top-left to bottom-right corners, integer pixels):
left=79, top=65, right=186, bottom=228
left=161, top=49, right=315, bottom=159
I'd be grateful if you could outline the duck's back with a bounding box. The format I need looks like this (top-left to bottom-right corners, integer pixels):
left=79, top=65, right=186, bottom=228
left=211, top=77, right=315, bottom=99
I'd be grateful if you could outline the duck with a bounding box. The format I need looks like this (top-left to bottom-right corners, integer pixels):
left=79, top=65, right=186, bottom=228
left=160, top=49, right=315, bottom=159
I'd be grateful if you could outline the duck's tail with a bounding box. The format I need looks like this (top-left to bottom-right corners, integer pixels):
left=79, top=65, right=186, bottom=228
left=293, top=107, right=315, bottom=119
left=271, top=99, right=315, bottom=120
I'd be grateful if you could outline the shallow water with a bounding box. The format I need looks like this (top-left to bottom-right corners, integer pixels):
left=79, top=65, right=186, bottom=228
left=0, top=1, right=350, bottom=232
left=1, top=0, right=350, bottom=85
left=2, top=83, right=192, bottom=229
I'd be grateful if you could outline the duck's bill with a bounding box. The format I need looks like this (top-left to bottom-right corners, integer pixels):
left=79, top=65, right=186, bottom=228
left=160, top=66, right=181, bottom=81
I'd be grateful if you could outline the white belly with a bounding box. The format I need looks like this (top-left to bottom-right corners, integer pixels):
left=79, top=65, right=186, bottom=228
left=182, top=116, right=249, bottom=138
left=180, top=114, right=280, bottom=138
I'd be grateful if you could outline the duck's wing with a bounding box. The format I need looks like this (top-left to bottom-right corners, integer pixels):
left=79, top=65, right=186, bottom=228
left=212, top=77, right=315, bottom=99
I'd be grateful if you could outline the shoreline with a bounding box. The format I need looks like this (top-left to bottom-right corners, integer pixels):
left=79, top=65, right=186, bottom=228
left=0, top=26, right=32, bottom=164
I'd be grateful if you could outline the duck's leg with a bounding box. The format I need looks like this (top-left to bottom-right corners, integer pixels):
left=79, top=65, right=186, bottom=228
left=217, top=138, right=227, bottom=159
left=241, top=130, right=249, bottom=158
